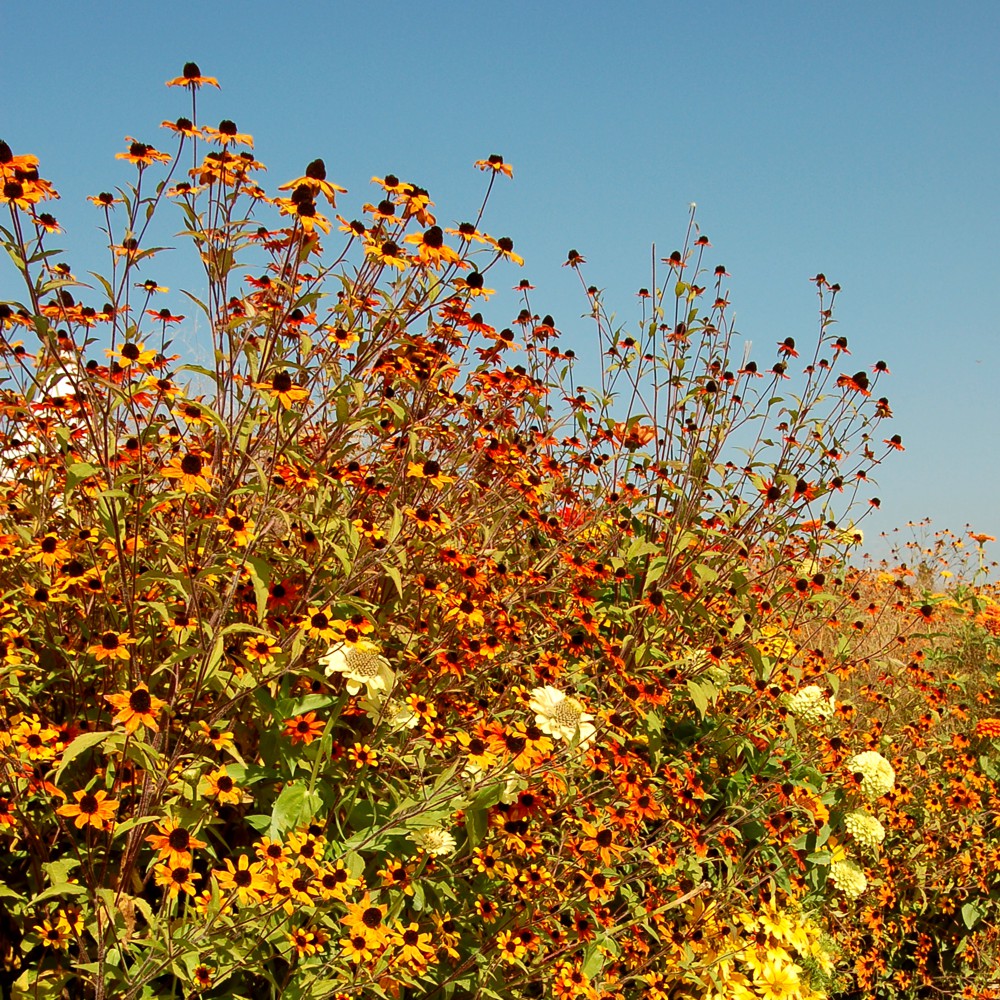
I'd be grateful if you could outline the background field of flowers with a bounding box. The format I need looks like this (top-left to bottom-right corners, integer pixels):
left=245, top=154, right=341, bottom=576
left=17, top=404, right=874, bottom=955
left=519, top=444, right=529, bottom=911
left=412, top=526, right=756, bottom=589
left=2, top=45, right=1000, bottom=1000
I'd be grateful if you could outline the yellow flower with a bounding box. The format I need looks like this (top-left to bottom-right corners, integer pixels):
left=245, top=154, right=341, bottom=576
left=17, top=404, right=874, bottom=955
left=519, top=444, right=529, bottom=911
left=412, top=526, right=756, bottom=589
left=161, top=451, right=213, bottom=493
left=89, top=630, right=135, bottom=662
left=255, top=370, right=310, bottom=409
left=213, top=855, right=268, bottom=906
left=57, top=789, right=118, bottom=830
left=105, top=683, right=165, bottom=733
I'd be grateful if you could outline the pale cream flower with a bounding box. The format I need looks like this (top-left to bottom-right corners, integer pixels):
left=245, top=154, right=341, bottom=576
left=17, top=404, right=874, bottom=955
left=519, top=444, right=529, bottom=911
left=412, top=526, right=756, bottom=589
left=319, top=640, right=394, bottom=696
left=784, top=685, right=834, bottom=724
left=846, top=750, right=895, bottom=800
left=358, top=690, right=418, bottom=730
left=830, top=857, right=867, bottom=899
left=409, top=825, right=456, bottom=856
left=844, top=810, right=885, bottom=852
left=529, top=685, right=596, bottom=747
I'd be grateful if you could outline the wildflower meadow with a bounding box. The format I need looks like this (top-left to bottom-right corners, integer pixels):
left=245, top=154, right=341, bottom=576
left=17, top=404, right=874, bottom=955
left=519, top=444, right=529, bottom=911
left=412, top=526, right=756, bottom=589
left=1, top=65, right=1000, bottom=1000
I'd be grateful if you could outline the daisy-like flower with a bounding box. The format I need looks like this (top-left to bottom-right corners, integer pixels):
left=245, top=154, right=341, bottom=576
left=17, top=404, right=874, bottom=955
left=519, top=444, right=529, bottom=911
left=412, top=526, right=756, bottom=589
left=35, top=917, right=71, bottom=950
left=161, top=451, right=213, bottom=494
left=146, top=818, right=207, bottom=866
left=347, top=743, right=379, bottom=768
left=365, top=238, right=409, bottom=270
left=320, top=641, right=394, bottom=696
left=221, top=508, right=254, bottom=546
left=279, top=159, right=347, bottom=206
left=284, top=711, right=325, bottom=745
left=409, top=825, right=457, bottom=857
left=243, top=634, right=282, bottom=665
left=115, top=138, right=172, bottom=167
left=213, top=855, right=268, bottom=906
left=89, top=630, right=135, bottom=662
left=255, top=370, right=310, bottom=409
left=165, top=62, right=220, bottom=89
left=107, top=340, right=158, bottom=368
left=529, top=685, right=596, bottom=747
left=203, top=766, right=245, bottom=805
left=474, top=153, right=514, bottom=178
left=57, top=788, right=118, bottom=830
left=105, top=682, right=165, bottom=733
left=155, top=862, right=202, bottom=897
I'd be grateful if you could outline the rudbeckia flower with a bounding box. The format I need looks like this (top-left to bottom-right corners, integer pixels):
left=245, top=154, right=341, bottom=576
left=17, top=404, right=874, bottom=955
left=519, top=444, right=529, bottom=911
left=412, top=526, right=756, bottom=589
left=105, top=682, right=165, bottom=733
left=57, top=789, right=118, bottom=830
left=165, top=62, right=220, bottom=89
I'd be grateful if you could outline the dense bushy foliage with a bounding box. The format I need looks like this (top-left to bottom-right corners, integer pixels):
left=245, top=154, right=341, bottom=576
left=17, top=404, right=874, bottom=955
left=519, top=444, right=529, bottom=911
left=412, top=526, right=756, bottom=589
left=1, top=65, right=999, bottom=1000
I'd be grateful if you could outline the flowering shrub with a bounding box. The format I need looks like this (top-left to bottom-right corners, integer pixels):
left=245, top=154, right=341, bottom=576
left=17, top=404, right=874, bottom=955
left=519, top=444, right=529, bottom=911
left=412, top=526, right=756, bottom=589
left=1, top=65, right=999, bottom=1000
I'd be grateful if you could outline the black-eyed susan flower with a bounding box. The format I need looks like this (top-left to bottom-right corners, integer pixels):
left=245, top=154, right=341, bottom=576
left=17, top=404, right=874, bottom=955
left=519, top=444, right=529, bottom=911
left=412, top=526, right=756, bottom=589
left=340, top=893, right=388, bottom=946
left=202, top=766, right=245, bottom=805
left=146, top=818, right=207, bottom=865
left=161, top=451, right=213, bottom=493
left=165, top=63, right=220, bottom=89
left=221, top=508, right=254, bottom=546
left=155, top=862, right=202, bottom=897
left=115, top=138, right=172, bottom=167
left=213, top=855, right=268, bottom=905
left=105, top=682, right=164, bottom=733
left=243, top=634, right=281, bottom=665
left=283, top=712, right=325, bottom=745
left=403, top=225, right=462, bottom=268
left=57, top=788, right=118, bottom=830
left=474, top=153, right=513, bottom=178
left=279, top=159, right=346, bottom=206
left=287, top=927, right=322, bottom=958
left=35, top=917, right=71, bottom=950
left=365, top=238, right=409, bottom=270
left=255, top=370, right=309, bottom=409
left=89, top=630, right=135, bottom=663
left=347, top=743, right=378, bottom=768
left=203, top=120, right=253, bottom=148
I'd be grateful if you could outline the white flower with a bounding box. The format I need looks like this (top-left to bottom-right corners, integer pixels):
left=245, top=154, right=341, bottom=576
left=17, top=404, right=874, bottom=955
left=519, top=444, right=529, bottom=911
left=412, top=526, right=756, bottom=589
left=529, top=685, right=596, bottom=747
left=409, top=825, right=456, bottom=856
left=846, top=750, right=895, bottom=800
left=830, top=858, right=867, bottom=899
left=785, top=685, right=834, bottom=724
left=844, top=810, right=885, bottom=852
left=319, top=640, right=394, bottom=696
left=358, top=691, right=418, bottom=730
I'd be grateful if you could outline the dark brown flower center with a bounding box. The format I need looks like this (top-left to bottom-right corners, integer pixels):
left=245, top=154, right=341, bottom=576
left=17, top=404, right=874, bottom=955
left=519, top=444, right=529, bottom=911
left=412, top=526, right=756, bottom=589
left=168, top=828, right=191, bottom=850
left=129, top=688, right=152, bottom=713
left=180, top=453, right=203, bottom=475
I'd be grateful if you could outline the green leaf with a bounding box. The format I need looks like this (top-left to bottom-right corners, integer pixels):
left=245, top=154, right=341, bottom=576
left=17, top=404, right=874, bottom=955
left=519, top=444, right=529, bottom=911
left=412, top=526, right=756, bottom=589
left=464, top=808, right=488, bottom=849
left=270, top=782, right=323, bottom=838
left=55, top=731, right=112, bottom=783
left=962, top=902, right=983, bottom=929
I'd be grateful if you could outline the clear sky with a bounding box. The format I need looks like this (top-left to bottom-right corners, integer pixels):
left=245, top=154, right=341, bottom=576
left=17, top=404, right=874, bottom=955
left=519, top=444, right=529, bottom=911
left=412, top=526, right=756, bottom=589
left=5, top=1, right=999, bottom=562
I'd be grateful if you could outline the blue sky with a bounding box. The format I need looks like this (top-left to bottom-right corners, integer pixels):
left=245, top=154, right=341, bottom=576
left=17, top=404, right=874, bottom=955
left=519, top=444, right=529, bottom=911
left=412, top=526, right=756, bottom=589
left=5, top=1, right=999, bottom=562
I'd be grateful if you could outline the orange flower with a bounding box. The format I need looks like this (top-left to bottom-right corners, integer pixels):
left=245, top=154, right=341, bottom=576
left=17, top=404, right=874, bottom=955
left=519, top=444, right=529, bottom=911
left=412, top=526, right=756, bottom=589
left=284, top=712, right=325, bottom=745
left=474, top=153, right=513, bottom=178
left=161, top=451, right=213, bottom=493
left=105, top=683, right=165, bottom=733
left=57, top=789, right=118, bottom=830
left=146, top=818, right=207, bottom=865
left=89, top=630, right=135, bottom=662
left=165, top=62, right=220, bottom=89
left=115, top=138, right=172, bottom=167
